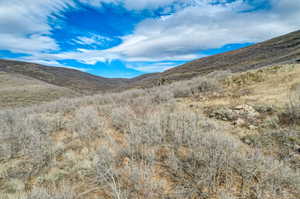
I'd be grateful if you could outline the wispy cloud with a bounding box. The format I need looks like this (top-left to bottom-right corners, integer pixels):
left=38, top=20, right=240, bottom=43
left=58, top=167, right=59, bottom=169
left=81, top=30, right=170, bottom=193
left=126, top=62, right=182, bottom=72
left=72, top=34, right=113, bottom=47
left=19, top=58, right=90, bottom=72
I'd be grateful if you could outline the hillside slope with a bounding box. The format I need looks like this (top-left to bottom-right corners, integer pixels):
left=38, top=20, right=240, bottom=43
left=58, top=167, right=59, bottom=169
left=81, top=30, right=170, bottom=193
left=130, top=30, right=300, bottom=88
left=0, top=71, right=79, bottom=108
left=0, top=60, right=130, bottom=94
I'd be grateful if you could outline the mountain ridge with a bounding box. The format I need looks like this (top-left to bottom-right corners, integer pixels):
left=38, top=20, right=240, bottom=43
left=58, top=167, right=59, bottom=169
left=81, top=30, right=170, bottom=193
left=129, top=30, right=300, bottom=88
left=1, top=30, right=300, bottom=93
left=0, top=59, right=131, bottom=94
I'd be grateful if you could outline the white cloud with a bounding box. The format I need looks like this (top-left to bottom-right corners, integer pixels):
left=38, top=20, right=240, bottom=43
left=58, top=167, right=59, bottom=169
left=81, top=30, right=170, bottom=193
left=72, top=34, right=112, bottom=46
left=0, top=0, right=180, bottom=54
left=126, top=62, right=180, bottom=72
left=123, top=0, right=178, bottom=10
left=20, top=58, right=89, bottom=72
left=0, top=34, right=58, bottom=53
left=79, top=0, right=182, bottom=10
left=108, top=0, right=300, bottom=61
left=0, top=0, right=75, bottom=53
left=80, top=0, right=122, bottom=7
left=22, top=59, right=63, bottom=67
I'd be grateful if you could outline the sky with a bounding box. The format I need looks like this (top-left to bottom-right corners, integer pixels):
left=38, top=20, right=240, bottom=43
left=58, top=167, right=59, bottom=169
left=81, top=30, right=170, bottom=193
left=0, top=0, right=299, bottom=78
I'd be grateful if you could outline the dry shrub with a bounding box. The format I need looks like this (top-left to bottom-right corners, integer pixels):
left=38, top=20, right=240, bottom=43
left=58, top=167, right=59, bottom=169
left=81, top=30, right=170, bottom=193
left=19, top=186, right=76, bottom=199
left=165, top=132, right=241, bottom=198
left=111, top=106, right=135, bottom=133
left=166, top=133, right=300, bottom=199
left=242, top=129, right=300, bottom=168
left=172, top=71, right=230, bottom=98
left=117, top=107, right=300, bottom=198
left=218, top=191, right=237, bottom=199
left=124, top=107, right=217, bottom=149
left=234, top=151, right=300, bottom=199
left=95, top=147, right=127, bottom=199
left=95, top=141, right=162, bottom=199
left=278, top=87, right=300, bottom=126
left=125, top=162, right=164, bottom=198
left=1, top=66, right=300, bottom=199
left=280, top=96, right=300, bottom=126
left=0, top=111, right=54, bottom=167
left=72, top=106, right=104, bottom=141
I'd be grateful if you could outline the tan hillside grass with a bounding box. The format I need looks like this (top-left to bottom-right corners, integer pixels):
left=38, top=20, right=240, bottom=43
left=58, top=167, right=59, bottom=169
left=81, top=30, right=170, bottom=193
left=0, top=72, right=78, bottom=108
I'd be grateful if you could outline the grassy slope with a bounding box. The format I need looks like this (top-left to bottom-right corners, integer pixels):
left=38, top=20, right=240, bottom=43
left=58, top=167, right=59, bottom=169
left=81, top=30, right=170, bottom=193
left=0, top=72, right=79, bottom=108
left=0, top=60, right=131, bottom=94
left=0, top=64, right=299, bottom=199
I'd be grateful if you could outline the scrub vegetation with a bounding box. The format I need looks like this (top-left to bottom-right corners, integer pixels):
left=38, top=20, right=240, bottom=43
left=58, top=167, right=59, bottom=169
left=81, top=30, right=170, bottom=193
left=0, top=64, right=300, bottom=199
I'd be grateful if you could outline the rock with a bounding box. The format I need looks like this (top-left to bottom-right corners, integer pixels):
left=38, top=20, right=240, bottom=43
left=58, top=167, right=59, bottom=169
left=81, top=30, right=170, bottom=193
left=209, top=104, right=260, bottom=124
left=234, top=118, right=246, bottom=126
left=210, top=107, right=237, bottom=121
left=243, top=138, right=252, bottom=145
left=234, top=104, right=260, bottom=118
left=248, top=125, right=258, bottom=130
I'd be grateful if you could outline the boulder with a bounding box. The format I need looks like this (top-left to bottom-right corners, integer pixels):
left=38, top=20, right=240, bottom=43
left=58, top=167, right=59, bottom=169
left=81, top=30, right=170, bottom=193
left=234, top=104, right=260, bottom=118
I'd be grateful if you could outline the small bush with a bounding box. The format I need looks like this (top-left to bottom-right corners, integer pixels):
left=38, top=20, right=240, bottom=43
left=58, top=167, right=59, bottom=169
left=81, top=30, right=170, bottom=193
left=235, top=151, right=300, bottom=199
left=171, top=71, right=229, bottom=98
left=0, top=111, right=54, bottom=166
left=126, top=162, right=164, bottom=198
left=278, top=88, right=300, bottom=126
left=242, top=129, right=300, bottom=167
left=166, top=132, right=240, bottom=197
left=111, top=106, right=134, bottom=133
left=19, top=186, right=76, bottom=199
left=95, top=147, right=126, bottom=199
left=72, top=106, right=104, bottom=141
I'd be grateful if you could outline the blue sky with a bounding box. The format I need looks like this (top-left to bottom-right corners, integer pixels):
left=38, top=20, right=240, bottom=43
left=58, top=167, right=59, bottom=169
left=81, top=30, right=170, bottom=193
left=0, top=0, right=299, bottom=78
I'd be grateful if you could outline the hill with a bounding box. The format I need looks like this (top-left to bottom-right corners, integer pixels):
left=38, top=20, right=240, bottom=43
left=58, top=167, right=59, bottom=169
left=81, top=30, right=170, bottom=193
left=0, top=60, right=130, bottom=94
left=0, top=71, right=79, bottom=108
left=129, top=30, right=300, bottom=88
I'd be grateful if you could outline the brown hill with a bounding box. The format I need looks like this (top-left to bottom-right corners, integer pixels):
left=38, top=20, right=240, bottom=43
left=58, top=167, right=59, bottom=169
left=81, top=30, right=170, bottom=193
left=0, top=60, right=130, bottom=94
left=0, top=71, right=78, bottom=108
left=129, top=30, right=300, bottom=88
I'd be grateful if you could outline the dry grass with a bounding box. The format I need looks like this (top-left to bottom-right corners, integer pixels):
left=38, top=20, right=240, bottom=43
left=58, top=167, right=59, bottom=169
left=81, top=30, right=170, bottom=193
left=0, top=72, right=78, bottom=108
left=1, top=64, right=300, bottom=199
